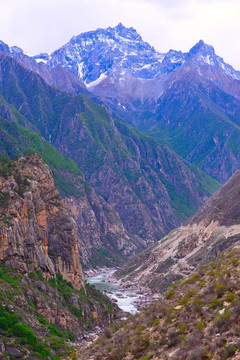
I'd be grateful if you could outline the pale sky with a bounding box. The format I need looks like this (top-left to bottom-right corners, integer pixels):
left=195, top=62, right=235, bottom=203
left=0, top=0, right=240, bottom=70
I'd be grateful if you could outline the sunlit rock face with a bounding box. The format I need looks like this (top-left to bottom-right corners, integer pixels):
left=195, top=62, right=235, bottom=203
left=0, top=154, right=84, bottom=290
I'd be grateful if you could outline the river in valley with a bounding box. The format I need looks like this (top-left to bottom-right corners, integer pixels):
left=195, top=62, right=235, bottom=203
left=86, top=269, right=143, bottom=314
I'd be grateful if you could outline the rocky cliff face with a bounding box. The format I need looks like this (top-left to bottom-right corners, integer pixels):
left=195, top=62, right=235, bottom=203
left=0, top=154, right=84, bottom=289
left=0, top=154, right=122, bottom=359
left=63, top=194, right=139, bottom=267
left=116, top=169, right=240, bottom=291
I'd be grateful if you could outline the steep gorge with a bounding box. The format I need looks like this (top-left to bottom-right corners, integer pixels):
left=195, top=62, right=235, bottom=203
left=0, top=52, right=220, bottom=266
left=116, top=168, right=240, bottom=291
left=0, top=154, right=121, bottom=356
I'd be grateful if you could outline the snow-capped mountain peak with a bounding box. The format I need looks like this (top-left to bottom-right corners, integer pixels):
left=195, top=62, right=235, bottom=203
left=44, top=24, right=165, bottom=85
left=110, top=22, right=143, bottom=42
left=40, top=25, right=240, bottom=86
left=186, top=40, right=240, bottom=79
left=189, top=39, right=215, bottom=56
left=160, top=49, right=186, bottom=74
left=1, top=25, right=239, bottom=92
left=187, top=39, right=217, bottom=66
left=33, top=53, right=51, bottom=64
left=0, top=41, right=24, bottom=56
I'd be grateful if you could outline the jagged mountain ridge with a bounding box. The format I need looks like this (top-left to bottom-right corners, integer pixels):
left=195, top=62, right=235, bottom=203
left=0, top=51, right=220, bottom=267
left=116, top=168, right=240, bottom=291
left=36, top=23, right=166, bottom=84
left=4, top=24, right=239, bottom=93
left=0, top=40, right=98, bottom=99
left=34, top=24, right=240, bottom=85
left=1, top=25, right=240, bottom=182
left=82, top=30, right=240, bottom=183
left=25, top=23, right=240, bottom=183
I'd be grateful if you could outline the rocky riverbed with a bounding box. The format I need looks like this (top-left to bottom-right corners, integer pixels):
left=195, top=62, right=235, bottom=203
left=74, top=268, right=162, bottom=346
left=85, top=267, right=161, bottom=314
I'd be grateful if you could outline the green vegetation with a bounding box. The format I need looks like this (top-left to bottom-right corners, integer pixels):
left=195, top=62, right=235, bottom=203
left=0, top=119, right=84, bottom=198
left=88, top=246, right=124, bottom=268
left=0, top=306, right=54, bottom=358
left=0, top=264, right=71, bottom=359
left=79, top=247, right=240, bottom=360
left=165, top=288, right=175, bottom=300
left=0, top=261, right=119, bottom=359
left=144, top=98, right=240, bottom=184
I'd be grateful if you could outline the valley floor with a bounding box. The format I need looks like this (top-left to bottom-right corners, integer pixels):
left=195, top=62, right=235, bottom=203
left=85, top=268, right=162, bottom=314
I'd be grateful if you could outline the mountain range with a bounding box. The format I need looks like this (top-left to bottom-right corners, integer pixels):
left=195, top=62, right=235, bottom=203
left=0, top=50, right=218, bottom=268
left=1, top=22, right=240, bottom=264
left=10, top=23, right=239, bottom=184
left=33, top=23, right=240, bottom=85
left=1, top=22, right=240, bottom=360
left=2, top=22, right=240, bottom=262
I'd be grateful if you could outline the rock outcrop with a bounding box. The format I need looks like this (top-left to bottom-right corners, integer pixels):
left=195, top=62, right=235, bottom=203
left=0, top=155, right=121, bottom=359
left=0, top=154, right=84, bottom=289
left=64, top=194, right=139, bottom=267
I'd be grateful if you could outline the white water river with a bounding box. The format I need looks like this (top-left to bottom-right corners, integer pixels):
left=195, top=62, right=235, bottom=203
left=86, top=270, right=142, bottom=314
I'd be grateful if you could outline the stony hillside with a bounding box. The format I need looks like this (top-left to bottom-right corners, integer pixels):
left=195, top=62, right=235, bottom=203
left=0, top=154, right=84, bottom=289
left=78, top=247, right=240, bottom=360
left=116, top=169, right=240, bottom=291
left=0, top=40, right=90, bottom=96
left=0, top=119, right=142, bottom=268
left=0, top=52, right=220, bottom=266
left=0, top=262, right=120, bottom=360
left=0, top=154, right=121, bottom=359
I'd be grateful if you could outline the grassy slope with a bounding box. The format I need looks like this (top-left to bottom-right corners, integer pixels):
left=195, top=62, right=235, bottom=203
left=79, top=248, right=240, bottom=360
left=0, top=263, right=118, bottom=360
left=143, top=82, right=240, bottom=183
left=0, top=118, right=85, bottom=198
